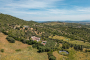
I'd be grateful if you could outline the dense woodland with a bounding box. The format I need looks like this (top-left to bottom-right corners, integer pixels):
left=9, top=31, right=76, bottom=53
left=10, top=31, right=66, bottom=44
left=0, top=13, right=90, bottom=60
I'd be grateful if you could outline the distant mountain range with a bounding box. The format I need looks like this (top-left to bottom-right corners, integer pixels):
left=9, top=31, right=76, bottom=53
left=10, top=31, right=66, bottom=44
left=35, top=20, right=90, bottom=23
left=61, top=20, right=90, bottom=23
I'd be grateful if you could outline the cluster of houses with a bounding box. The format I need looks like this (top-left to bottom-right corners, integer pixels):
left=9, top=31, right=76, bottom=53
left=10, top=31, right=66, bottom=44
left=31, top=36, right=47, bottom=46
left=13, top=25, right=47, bottom=45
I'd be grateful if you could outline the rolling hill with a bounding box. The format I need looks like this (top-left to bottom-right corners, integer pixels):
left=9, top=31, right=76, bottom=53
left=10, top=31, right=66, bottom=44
left=0, top=13, right=90, bottom=60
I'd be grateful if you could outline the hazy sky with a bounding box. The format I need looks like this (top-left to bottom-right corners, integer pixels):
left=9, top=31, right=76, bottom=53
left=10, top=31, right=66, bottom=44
left=0, top=0, right=90, bottom=21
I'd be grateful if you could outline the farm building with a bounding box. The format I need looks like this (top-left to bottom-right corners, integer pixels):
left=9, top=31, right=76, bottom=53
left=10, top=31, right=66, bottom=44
left=41, top=41, right=47, bottom=46
left=31, top=36, right=40, bottom=42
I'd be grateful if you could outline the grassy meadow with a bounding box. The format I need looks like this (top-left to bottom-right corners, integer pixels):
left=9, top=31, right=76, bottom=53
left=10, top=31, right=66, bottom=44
left=49, top=35, right=90, bottom=47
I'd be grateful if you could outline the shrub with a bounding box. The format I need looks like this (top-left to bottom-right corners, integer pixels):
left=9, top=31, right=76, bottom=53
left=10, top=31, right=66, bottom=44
left=1, top=49, right=4, bottom=52
left=85, top=49, right=90, bottom=52
left=6, top=36, right=15, bottom=43
left=2, top=31, right=8, bottom=35
left=15, top=49, right=21, bottom=52
left=28, top=46, right=32, bottom=50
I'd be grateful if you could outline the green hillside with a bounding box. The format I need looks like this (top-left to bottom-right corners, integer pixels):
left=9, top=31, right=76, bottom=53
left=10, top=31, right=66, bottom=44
left=0, top=13, right=37, bottom=25
left=0, top=13, right=90, bottom=60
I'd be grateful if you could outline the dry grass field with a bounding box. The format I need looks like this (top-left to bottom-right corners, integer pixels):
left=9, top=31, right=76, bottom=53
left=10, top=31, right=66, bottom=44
left=0, top=32, right=48, bottom=60
left=49, top=35, right=90, bottom=47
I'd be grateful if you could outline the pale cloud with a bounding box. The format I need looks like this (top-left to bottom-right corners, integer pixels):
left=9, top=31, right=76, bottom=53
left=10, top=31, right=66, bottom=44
left=0, top=0, right=90, bottom=21
left=77, top=7, right=90, bottom=13
left=1, top=0, right=62, bottom=9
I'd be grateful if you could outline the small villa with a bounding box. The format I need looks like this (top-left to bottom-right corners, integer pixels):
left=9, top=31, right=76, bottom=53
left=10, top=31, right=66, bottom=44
left=31, top=36, right=47, bottom=45
left=24, top=26, right=29, bottom=28
left=31, top=36, right=40, bottom=42
left=41, top=41, right=47, bottom=46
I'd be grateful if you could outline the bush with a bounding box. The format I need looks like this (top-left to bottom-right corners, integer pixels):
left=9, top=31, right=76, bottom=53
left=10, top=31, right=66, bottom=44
left=28, top=46, right=32, bottom=50
left=15, top=49, right=21, bottom=51
left=1, top=49, right=4, bottom=52
left=85, top=49, right=90, bottom=52
left=2, top=30, right=8, bottom=35
left=6, top=36, right=15, bottom=43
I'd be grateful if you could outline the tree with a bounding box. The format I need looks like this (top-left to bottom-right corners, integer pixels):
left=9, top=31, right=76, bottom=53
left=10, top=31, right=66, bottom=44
left=45, top=47, right=51, bottom=52
left=20, top=25, right=23, bottom=28
left=16, top=27, right=20, bottom=30
left=27, top=40, right=33, bottom=45
left=25, top=27, right=28, bottom=30
left=35, top=27, right=37, bottom=31
left=32, top=44, right=37, bottom=48
left=21, top=38, right=26, bottom=43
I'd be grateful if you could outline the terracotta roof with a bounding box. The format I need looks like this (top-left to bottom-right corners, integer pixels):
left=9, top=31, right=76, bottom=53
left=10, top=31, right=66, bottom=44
left=31, top=36, right=40, bottom=42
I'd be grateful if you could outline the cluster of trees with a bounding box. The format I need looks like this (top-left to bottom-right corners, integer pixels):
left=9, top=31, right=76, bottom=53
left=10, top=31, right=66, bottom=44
left=73, top=44, right=83, bottom=51
left=62, top=42, right=83, bottom=51
left=48, top=38, right=85, bottom=51
left=62, top=43, right=70, bottom=49
left=37, top=40, right=56, bottom=52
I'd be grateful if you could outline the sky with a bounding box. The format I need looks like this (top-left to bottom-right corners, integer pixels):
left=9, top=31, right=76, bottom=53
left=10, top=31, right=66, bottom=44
left=0, top=0, right=90, bottom=21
